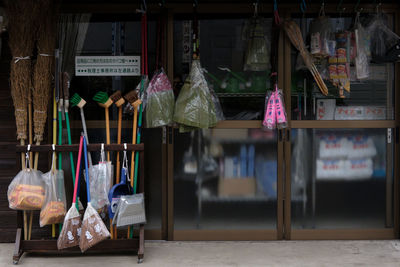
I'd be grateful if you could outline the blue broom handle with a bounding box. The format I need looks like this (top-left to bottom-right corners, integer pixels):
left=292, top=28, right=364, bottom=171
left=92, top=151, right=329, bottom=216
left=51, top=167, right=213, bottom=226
left=83, top=136, right=91, bottom=203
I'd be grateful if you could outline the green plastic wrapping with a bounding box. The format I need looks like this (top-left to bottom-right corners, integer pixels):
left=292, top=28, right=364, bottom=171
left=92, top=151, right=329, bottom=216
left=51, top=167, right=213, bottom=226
left=145, top=70, right=175, bottom=128
left=173, top=60, right=217, bottom=132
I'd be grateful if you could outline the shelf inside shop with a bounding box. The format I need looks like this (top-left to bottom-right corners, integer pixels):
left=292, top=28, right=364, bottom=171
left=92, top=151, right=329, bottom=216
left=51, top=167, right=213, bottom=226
left=200, top=194, right=305, bottom=203
left=212, top=139, right=276, bottom=144
left=216, top=92, right=266, bottom=98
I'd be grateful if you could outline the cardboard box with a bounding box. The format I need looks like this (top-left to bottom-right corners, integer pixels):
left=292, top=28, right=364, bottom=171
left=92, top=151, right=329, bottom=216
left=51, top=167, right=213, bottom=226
left=211, top=129, right=248, bottom=140
left=218, top=177, right=256, bottom=197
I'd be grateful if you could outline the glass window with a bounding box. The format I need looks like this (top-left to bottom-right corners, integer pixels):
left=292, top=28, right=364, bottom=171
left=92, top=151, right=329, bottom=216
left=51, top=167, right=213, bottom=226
left=290, top=15, right=395, bottom=121
left=291, top=128, right=394, bottom=229
left=173, top=17, right=273, bottom=120
left=174, top=128, right=277, bottom=230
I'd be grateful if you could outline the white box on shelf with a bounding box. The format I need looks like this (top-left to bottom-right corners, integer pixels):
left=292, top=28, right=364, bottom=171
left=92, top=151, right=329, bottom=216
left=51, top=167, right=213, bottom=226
left=334, top=106, right=365, bottom=120
left=316, top=99, right=336, bottom=120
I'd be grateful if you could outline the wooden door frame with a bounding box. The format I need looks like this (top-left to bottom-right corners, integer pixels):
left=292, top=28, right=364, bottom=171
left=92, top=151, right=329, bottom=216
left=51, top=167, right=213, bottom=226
left=283, top=5, right=400, bottom=240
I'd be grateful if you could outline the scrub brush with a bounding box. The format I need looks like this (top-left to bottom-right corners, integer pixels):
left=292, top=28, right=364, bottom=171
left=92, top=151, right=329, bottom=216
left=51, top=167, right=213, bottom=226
left=93, top=91, right=113, bottom=161
left=70, top=93, right=92, bottom=166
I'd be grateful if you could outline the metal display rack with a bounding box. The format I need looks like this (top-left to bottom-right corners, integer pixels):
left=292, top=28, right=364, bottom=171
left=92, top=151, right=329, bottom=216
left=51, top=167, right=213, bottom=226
left=12, top=143, right=145, bottom=264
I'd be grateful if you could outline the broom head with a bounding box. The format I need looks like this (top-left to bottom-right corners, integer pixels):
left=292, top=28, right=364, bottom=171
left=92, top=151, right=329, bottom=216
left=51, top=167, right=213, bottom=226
left=70, top=93, right=86, bottom=108
left=93, top=91, right=112, bottom=108
left=79, top=202, right=110, bottom=252
left=110, top=90, right=125, bottom=107
left=57, top=204, right=81, bottom=250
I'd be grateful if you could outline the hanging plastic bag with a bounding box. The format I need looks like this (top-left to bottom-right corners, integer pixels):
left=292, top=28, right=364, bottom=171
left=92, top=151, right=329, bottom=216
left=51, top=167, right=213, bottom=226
left=87, top=144, right=112, bottom=211
left=80, top=136, right=110, bottom=252
left=275, top=89, right=288, bottom=129
left=367, top=12, right=400, bottom=62
left=354, top=13, right=370, bottom=79
left=8, top=152, right=45, bottom=210
left=309, top=10, right=334, bottom=58
left=40, top=151, right=67, bottom=227
left=146, top=69, right=175, bottom=128
left=242, top=16, right=271, bottom=71
left=173, top=60, right=217, bottom=132
left=262, top=90, right=276, bottom=130
left=58, top=136, right=84, bottom=250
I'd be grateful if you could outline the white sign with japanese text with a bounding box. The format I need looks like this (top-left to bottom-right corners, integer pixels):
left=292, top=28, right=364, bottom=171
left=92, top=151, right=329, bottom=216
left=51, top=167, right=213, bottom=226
left=75, top=56, right=141, bottom=76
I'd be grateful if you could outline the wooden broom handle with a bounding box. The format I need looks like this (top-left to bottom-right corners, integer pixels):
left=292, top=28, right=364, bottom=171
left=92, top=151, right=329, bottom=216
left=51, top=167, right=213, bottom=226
left=105, top=107, right=110, bottom=161
left=116, top=106, right=122, bottom=183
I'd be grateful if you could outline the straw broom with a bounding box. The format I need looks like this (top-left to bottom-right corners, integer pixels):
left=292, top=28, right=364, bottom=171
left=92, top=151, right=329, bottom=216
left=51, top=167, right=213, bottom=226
left=282, top=20, right=329, bottom=96
left=6, top=0, right=39, bottom=241
left=33, top=0, right=56, bottom=169
left=33, top=0, right=57, bottom=239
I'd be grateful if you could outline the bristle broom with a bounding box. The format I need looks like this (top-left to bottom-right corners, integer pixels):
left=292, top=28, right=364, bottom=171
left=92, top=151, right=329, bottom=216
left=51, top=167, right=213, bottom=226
left=93, top=91, right=112, bottom=108
left=70, top=93, right=86, bottom=108
left=110, top=90, right=125, bottom=107
left=124, top=90, right=139, bottom=104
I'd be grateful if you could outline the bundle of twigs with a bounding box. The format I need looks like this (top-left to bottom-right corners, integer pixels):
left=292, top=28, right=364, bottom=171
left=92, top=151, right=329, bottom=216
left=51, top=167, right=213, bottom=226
left=6, top=0, right=38, bottom=152
left=6, top=0, right=40, bottom=242
left=33, top=0, right=56, bottom=168
left=283, top=20, right=329, bottom=96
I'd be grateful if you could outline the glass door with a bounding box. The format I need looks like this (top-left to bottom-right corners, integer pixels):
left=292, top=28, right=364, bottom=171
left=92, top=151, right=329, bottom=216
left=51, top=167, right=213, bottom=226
left=170, top=15, right=285, bottom=240
left=284, top=10, right=398, bottom=239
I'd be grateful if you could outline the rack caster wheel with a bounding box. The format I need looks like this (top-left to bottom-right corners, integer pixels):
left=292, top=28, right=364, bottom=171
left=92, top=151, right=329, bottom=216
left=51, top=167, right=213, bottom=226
left=13, top=260, right=19, bottom=265
left=138, top=256, right=144, bottom=264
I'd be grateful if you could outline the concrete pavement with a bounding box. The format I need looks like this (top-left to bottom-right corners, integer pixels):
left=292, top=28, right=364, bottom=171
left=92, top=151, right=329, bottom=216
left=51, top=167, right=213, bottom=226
left=1, top=240, right=400, bottom=266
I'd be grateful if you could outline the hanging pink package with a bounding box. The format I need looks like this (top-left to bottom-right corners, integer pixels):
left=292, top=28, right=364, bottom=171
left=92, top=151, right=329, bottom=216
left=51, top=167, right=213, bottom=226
left=274, top=87, right=288, bottom=129
left=262, top=90, right=276, bottom=130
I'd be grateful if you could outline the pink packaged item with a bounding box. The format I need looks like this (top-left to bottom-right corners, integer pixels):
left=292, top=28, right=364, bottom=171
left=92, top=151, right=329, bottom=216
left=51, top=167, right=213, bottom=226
left=263, top=91, right=276, bottom=130
left=274, top=88, right=288, bottom=128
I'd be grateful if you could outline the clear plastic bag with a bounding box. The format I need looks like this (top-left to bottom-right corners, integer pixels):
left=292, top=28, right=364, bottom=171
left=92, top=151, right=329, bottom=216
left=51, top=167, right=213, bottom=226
left=242, top=16, right=271, bottom=71
left=87, top=146, right=113, bottom=211
left=8, top=156, right=45, bottom=210
left=79, top=202, right=110, bottom=252
left=309, top=9, right=334, bottom=58
left=275, top=89, right=288, bottom=129
left=173, top=60, right=217, bottom=132
left=367, top=13, right=400, bottom=61
left=40, top=162, right=67, bottom=227
left=262, top=90, right=276, bottom=130
left=354, top=14, right=370, bottom=79
left=146, top=69, right=175, bottom=128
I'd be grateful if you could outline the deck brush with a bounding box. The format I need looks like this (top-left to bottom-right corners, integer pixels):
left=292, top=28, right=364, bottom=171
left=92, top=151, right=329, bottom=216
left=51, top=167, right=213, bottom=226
left=110, top=90, right=125, bottom=107
left=93, top=91, right=113, bottom=108
left=70, top=93, right=92, bottom=166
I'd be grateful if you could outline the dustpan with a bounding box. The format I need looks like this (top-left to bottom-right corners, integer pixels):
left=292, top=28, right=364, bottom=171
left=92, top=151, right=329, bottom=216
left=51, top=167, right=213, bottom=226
left=80, top=136, right=110, bottom=252
left=112, top=150, right=145, bottom=227
left=114, top=194, right=146, bottom=227
left=108, top=155, right=132, bottom=220
left=57, top=136, right=84, bottom=250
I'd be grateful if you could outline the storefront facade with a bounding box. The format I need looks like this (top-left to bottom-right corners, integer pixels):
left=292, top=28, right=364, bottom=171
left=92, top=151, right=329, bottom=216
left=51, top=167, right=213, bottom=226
left=1, top=0, right=400, bottom=242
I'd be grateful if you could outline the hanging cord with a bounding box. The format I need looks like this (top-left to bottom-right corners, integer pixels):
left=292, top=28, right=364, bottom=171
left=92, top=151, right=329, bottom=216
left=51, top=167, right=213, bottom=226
left=273, top=0, right=281, bottom=25
left=192, top=0, right=199, bottom=59
left=270, top=0, right=280, bottom=86
left=319, top=1, right=325, bottom=17
left=155, top=11, right=165, bottom=71
left=300, top=0, right=306, bottom=15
